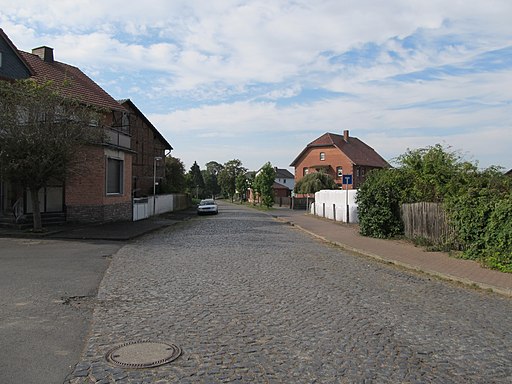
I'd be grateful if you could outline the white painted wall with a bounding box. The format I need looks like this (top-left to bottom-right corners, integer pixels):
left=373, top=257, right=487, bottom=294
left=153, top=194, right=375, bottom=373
left=133, top=194, right=189, bottom=221
left=310, top=189, right=359, bottom=223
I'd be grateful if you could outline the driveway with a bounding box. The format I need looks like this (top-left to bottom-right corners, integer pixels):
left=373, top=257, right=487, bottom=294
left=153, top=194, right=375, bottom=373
left=0, top=238, right=121, bottom=384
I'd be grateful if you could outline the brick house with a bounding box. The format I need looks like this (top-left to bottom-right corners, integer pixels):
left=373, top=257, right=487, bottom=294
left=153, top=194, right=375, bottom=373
left=290, top=130, right=389, bottom=189
left=0, top=29, right=134, bottom=223
left=119, top=99, right=173, bottom=198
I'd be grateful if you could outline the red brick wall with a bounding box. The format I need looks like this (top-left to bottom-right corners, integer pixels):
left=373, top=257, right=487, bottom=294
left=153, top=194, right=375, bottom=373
left=294, top=147, right=355, bottom=189
left=66, top=146, right=106, bottom=205
left=65, top=146, right=133, bottom=222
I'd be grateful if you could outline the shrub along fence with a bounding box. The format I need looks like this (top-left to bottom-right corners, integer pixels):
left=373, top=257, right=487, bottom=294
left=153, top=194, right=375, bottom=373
left=401, top=202, right=454, bottom=246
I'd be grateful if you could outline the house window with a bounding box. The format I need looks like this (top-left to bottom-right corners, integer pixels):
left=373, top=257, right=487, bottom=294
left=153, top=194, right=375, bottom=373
left=336, top=166, right=343, bottom=178
left=356, top=168, right=360, bottom=177
left=0, top=52, right=3, bottom=68
left=303, top=167, right=309, bottom=176
left=106, top=158, right=124, bottom=194
left=361, top=167, right=366, bottom=176
left=320, top=152, right=325, bottom=161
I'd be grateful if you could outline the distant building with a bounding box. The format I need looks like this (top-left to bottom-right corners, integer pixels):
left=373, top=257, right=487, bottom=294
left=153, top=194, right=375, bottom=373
left=274, top=167, right=295, bottom=194
left=290, top=130, right=389, bottom=189
left=247, top=166, right=295, bottom=202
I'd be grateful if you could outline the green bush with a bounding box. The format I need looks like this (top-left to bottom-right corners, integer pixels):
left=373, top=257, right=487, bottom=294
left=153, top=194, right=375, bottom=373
left=357, top=144, right=512, bottom=272
left=444, top=167, right=512, bottom=270
left=481, top=194, right=512, bottom=272
left=356, top=168, right=413, bottom=238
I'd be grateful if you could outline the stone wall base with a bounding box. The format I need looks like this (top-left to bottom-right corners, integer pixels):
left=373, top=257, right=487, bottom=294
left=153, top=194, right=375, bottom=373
left=67, top=202, right=132, bottom=223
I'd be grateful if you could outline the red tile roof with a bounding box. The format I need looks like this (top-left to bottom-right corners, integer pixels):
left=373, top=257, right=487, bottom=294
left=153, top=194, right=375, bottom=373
left=290, top=132, right=389, bottom=168
left=19, top=51, right=125, bottom=112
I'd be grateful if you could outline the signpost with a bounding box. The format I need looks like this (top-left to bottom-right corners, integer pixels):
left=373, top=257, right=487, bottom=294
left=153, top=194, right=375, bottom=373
left=342, top=175, right=352, bottom=223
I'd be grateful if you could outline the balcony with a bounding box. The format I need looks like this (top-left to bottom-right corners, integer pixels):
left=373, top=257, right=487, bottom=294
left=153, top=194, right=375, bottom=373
left=105, top=128, right=131, bottom=149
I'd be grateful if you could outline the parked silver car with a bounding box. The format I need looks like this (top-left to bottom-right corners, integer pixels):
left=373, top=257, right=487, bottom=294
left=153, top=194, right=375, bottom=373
left=197, top=199, right=218, bottom=215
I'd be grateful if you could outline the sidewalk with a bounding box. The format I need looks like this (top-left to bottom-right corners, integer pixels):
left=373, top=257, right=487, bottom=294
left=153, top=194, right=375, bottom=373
left=271, top=206, right=512, bottom=297
left=0, top=207, right=197, bottom=241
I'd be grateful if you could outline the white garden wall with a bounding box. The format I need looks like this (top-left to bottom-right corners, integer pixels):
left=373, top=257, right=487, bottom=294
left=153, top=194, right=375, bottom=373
left=133, top=194, right=189, bottom=221
left=310, top=189, right=359, bottom=223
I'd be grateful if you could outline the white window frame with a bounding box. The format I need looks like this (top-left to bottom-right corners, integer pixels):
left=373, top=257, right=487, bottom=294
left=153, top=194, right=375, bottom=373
left=320, top=152, right=325, bottom=161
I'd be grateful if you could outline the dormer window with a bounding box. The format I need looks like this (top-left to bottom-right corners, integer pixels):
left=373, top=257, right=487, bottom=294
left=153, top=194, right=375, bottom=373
left=320, top=152, right=325, bottom=161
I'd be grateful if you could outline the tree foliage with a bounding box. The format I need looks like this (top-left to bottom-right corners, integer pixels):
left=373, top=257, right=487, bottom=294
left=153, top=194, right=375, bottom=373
left=187, top=161, right=205, bottom=198
left=203, top=161, right=223, bottom=198
left=294, top=171, right=337, bottom=194
left=235, top=173, right=249, bottom=202
left=395, top=144, right=475, bottom=202
left=218, top=159, right=246, bottom=201
left=253, top=162, right=276, bottom=208
left=161, top=156, right=186, bottom=193
left=0, top=79, right=104, bottom=231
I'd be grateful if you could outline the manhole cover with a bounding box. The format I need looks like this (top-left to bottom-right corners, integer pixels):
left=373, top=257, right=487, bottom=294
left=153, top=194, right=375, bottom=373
left=105, top=341, right=182, bottom=368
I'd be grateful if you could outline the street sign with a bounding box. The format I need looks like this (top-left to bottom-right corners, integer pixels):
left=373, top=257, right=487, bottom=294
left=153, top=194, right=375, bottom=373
left=342, top=174, right=352, bottom=185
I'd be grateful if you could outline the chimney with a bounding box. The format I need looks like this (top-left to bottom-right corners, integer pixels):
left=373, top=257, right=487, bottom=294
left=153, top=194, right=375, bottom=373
left=32, top=46, right=54, bottom=62
left=343, top=130, right=349, bottom=142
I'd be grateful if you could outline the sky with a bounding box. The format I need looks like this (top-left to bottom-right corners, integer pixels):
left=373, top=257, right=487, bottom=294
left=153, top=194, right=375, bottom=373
left=1, top=0, right=511, bottom=172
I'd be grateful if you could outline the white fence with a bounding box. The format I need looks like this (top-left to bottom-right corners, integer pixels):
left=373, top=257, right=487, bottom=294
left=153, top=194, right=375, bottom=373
left=133, top=197, right=150, bottom=221
left=133, top=194, right=189, bottom=221
left=310, top=189, right=359, bottom=223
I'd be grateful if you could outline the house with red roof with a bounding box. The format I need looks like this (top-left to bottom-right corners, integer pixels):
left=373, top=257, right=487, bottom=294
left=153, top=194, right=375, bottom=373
left=0, top=29, right=134, bottom=224
left=290, top=130, right=389, bottom=189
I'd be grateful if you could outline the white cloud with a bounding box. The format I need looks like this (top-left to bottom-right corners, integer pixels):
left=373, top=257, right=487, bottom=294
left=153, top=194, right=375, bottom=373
left=2, top=0, right=511, bottom=170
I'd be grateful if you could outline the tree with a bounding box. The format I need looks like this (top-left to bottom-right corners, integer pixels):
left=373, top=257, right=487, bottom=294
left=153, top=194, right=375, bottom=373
left=218, top=159, right=246, bottom=201
left=253, top=162, right=276, bottom=208
left=205, top=161, right=224, bottom=176
left=161, top=156, right=186, bottom=193
left=294, top=171, right=337, bottom=194
left=187, top=161, right=204, bottom=198
left=235, top=173, right=249, bottom=202
left=203, top=161, right=223, bottom=198
left=395, top=144, right=474, bottom=202
left=0, top=79, right=104, bottom=231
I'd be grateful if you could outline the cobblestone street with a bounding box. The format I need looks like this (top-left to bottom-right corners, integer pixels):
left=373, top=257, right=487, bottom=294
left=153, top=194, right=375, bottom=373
left=68, top=202, right=512, bottom=383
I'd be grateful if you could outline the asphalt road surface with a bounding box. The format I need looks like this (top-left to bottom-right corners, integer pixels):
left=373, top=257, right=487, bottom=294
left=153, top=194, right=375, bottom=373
left=67, top=202, right=512, bottom=383
left=0, top=238, right=121, bottom=384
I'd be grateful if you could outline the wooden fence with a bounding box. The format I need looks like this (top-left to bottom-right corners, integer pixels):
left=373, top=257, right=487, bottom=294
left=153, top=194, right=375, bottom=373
left=291, top=197, right=315, bottom=210
left=401, top=202, right=453, bottom=245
